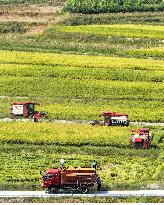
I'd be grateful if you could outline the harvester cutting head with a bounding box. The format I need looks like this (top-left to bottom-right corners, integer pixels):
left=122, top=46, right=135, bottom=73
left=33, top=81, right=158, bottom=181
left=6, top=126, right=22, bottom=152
left=32, top=111, right=47, bottom=122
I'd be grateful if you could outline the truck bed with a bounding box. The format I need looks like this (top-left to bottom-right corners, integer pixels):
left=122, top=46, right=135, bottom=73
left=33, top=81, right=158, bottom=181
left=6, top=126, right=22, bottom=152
left=61, top=169, right=96, bottom=185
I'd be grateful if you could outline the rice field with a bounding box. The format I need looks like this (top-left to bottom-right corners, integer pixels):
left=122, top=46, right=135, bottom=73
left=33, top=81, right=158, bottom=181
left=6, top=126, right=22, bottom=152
left=0, top=122, right=163, bottom=191
left=0, top=7, right=164, bottom=200
left=0, top=49, right=163, bottom=122
left=57, top=24, right=164, bottom=39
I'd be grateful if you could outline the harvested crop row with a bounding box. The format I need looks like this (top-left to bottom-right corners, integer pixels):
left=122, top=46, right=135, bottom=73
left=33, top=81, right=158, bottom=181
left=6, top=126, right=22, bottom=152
left=0, top=146, right=161, bottom=191
left=63, top=12, right=164, bottom=26
left=0, top=23, right=163, bottom=59
left=0, top=122, right=163, bottom=190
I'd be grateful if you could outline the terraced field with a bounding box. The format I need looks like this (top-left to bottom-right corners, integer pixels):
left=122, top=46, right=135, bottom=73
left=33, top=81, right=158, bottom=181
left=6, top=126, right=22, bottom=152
left=0, top=49, right=163, bottom=122
left=0, top=0, right=62, bottom=5
left=57, top=24, right=164, bottom=39
left=0, top=1, right=164, bottom=202
left=0, top=122, right=163, bottom=192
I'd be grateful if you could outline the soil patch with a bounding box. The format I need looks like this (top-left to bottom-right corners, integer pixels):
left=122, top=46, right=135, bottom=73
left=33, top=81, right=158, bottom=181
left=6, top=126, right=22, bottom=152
left=0, top=4, right=64, bottom=23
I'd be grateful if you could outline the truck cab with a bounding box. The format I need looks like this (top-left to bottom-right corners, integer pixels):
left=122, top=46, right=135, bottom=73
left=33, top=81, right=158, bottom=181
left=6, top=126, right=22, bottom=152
left=42, top=169, right=60, bottom=190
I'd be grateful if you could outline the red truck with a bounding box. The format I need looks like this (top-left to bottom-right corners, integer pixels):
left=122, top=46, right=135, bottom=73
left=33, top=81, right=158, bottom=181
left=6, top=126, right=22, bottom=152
left=42, top=167, right=99, bottom=194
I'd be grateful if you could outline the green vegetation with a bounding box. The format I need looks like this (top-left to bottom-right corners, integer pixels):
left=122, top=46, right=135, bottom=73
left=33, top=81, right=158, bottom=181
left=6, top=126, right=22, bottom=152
left=0, top=23, right=163, bottom=59
left=0, top=22, right=162, bottom=122
left=0, top=122, right=163, bottom=191
left=0, top=122, right=137, bottom=146
left=0, top=122, right=163, bottom=147
left=0, top=22, right=27, bottom=33
left=1, top=196, right=164, bottom=203
left=57, top=24, right=164, bottom=39
left=0, top=50, right=163, bottom=122
left=64, top=12, right=164, bottom=25
left=21, top=196, right=164, bottom=203
left=65, top=0, right=164, bottom=14
left=0, top=1, right=163, bottom=201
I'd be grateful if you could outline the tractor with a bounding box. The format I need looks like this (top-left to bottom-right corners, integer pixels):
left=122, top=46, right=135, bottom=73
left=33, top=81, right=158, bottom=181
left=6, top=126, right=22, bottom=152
left=91, top=111, right=129, bottom=126
left=129, top=128, right=152, bottom=149
left=10, top=102, right=47, bottom=122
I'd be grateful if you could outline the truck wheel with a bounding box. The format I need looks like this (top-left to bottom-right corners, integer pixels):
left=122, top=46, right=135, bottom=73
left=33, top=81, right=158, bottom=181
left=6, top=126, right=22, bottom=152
left=81, top=185, right=89, bottom=194
left=48, top=186, right=58, bottom=194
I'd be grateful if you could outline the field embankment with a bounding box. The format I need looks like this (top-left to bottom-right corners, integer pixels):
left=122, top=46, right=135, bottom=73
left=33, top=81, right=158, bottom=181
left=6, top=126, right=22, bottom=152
left=64, top=12, right=164, bottom=25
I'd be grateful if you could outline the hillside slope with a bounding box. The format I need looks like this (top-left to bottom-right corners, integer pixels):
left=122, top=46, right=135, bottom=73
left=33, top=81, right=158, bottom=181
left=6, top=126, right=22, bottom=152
left=0, top=1, right=163, bottom=203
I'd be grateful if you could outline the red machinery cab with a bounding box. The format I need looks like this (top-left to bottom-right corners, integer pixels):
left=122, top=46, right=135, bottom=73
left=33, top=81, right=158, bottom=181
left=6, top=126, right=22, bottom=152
left=11, top=102, right=37, bottom=117
left=43, top=169, right=60, bottom=189
left=92, top=111, right=129, bottom=126
left=130, top=128, right=152, bottom=149
left=42, top=167, right=99, bottom=194
left=138, top=128, right=149, bottom=135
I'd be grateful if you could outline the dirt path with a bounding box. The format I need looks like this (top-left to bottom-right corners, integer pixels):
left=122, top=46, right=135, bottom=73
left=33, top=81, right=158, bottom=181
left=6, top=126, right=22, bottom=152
left=0, top=118, right=163, bottom=126
left=0, top=96, right=163, bottom=125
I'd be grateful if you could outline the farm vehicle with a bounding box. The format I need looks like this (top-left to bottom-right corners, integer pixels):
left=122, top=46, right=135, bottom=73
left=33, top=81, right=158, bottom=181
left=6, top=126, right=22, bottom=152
left=10, top=102, right=47, bottom=122
left=42, top=162, right=101, bottom=194
left=129, top=128, right=152, bottom=149
left=91, top=111, right=129, bottom=126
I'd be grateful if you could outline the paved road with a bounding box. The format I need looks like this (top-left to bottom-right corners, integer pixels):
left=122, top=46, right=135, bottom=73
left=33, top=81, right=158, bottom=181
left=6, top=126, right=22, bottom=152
left=0, top=190, right=164, bottom=198
left=0, top=118, right=164, bottom=126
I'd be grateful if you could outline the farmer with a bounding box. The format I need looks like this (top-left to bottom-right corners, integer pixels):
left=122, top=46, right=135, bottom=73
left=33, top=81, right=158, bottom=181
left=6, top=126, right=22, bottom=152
left=60, top=159, right=65, bottom=169
left=97, top=176, right=102, bottom=191
left=91, top=160, right=97, bottom=170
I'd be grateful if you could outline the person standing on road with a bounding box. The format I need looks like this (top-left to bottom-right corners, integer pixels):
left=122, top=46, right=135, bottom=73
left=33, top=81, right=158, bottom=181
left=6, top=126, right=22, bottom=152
left=97, top=176, right=102, bottom=191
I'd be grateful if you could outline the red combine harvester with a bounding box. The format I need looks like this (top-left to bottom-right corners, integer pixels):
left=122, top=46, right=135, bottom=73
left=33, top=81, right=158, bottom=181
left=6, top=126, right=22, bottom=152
left=91, top=111, right=129, bottom=126
left=10, top=102, right=47, bottom=122
left=42, top=167, right=99, bottom=194
left=129, top=128, right=152, bottom=149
